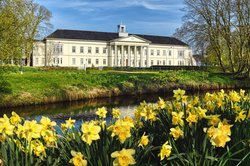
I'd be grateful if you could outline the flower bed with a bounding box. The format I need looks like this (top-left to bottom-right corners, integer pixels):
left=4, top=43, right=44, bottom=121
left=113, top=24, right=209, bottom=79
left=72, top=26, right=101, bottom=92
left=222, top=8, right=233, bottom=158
left=0, top=89, right=250, bottom=165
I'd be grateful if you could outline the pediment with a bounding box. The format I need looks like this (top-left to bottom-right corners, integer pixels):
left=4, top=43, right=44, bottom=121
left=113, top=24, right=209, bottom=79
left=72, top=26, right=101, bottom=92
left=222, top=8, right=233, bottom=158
left=112, top=35, right=151, bottom=43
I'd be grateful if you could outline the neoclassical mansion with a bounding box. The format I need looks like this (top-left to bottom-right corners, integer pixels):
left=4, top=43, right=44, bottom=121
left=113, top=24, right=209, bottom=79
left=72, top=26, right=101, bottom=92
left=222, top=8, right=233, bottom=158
left=33, top=24, right=195, bottom=68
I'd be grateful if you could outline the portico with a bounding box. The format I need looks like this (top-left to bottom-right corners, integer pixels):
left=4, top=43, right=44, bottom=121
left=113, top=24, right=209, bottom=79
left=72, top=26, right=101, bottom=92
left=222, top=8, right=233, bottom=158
left=110, top=35, right=150, bottom=67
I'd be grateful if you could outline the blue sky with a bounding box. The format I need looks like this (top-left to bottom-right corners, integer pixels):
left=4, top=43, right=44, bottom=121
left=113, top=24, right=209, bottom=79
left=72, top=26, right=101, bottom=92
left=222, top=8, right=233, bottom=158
left=34, top=0, right=185, bottom=36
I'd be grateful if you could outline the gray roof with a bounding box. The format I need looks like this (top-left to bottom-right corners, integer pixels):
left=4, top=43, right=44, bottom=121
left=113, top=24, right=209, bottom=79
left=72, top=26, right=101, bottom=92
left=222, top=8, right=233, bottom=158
left=47, top=29, right=188, bottom=46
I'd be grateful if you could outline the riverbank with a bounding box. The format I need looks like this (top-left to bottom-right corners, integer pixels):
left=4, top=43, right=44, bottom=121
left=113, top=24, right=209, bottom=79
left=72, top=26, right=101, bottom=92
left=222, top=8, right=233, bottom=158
left=0, top=66, right=249, bottom=108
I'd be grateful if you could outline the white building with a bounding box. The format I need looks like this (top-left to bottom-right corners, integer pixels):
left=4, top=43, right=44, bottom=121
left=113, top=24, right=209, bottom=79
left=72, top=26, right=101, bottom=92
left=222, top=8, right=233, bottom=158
left=32, top=24, right=195, bottom=68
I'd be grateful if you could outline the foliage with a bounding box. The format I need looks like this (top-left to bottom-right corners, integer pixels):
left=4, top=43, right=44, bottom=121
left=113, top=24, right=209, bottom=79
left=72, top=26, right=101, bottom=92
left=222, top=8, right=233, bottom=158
left=175, top=0, right=250, bottom=77
left=0, top=90, right=250, bottom=165
left=0, top=0, right=52, bottom=65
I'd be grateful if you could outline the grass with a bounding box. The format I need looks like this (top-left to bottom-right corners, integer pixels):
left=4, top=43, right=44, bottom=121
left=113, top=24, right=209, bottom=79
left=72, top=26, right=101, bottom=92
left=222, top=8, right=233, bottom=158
left=0, top=66, right=248, bottom=107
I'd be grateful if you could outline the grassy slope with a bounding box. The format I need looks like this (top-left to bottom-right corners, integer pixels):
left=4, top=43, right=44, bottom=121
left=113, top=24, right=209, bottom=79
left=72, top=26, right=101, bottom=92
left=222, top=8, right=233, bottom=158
left=0, top=67, right=247, bottom=107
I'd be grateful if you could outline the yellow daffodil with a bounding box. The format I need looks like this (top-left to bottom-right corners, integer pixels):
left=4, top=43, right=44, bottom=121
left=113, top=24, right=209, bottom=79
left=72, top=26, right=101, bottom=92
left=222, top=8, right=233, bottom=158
left=16, top=120, right=43, bottom=141
left=10, top=112, right=21, bottom=125
left=40, top=116, right=56, bottom=129
left=108, top=119, right=132, bottom=143
left=235, top=110, right=246, bottom=122
left=195, top=107, right=207, bottom=119
left=0, top=114, right=15, bottom=137
left=186, top=112, right=198, bottom=125
left=229, top=91, right=241, bottom=102
left=170, top=126, right=184, bottom=140
left=111, top=148, right=136, bottom=166
left=31, top=140, right=46, bottom=159
left=206, top=115, right=221, bottom=126
left=159, top=141, right=172, bottom=161
left=69, top=150, right=87, bottom=166
left=81, top=121, right=101, bottom=145
left=112, top=108, right=121, bottom=119
left=138, top=132, right=149, bottom=147
left=172, top=111, right=184, bottom=126
left=61, top=118, right=75, bottom=130
left=157, top=97, right=166, bottom=109
left=173, top=88, right=186, bottom=101
left=96, top=107, right=107, bottom=118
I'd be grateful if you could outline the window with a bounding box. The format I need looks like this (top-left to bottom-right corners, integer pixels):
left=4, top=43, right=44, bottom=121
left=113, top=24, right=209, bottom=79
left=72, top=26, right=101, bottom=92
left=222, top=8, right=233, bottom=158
left=35, top=58, right=39, bottom=65
left=157, top=50, right=160, bottom=56
left=157, top=60, right=160, bottom=65
left=144, top=60, right=147, bottom=66
left=169, top=50, right=172, bottom=56
left=103, top=59, right=106, bottom=65
left=169, top=60, right=171, bottom=65
left=178, top=51, right=184, bottom=57
left=80, top=46, right=84, bottom=53
left=80, top=58, right=84, bottom=65
left=57, top=58, right=60, bottom=64
left=103, top=47, right=106, bottom=54
left=96, top=59, right=99, bottom=65
left=163, top=60, right=165, bottom=65
left=88, top=47, right=91, bottom=54
left=151, top=49, right=154, bottom=56
left=53, top=44, right=63, bottom=54
left=53, top=58, right=56, bottom=64
left=72, top=46, right=76, bottom=53
left=60, top=58, right=63, bottom=64
left=96, top=47, right=99, bottom=54
left=151, top=60, right=154, bottom=66
left=88, top=58, right=91, bottom=64
left=42, top=58, right=45, bottom=65
left=72, top=58, right=76, bottom=65
left=178, top=61, right=184, bottom=66
left=163, top=50, right=166, bottom=56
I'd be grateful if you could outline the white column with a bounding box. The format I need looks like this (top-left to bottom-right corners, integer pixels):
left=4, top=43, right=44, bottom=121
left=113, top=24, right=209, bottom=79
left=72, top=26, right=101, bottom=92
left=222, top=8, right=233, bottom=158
left=128, top=46, right=131, bottom=67
left=114, top=45, right=117, bottom=66
left=146, top=47, right=149, bottom=67
left=121, top=45, right=124, bottom=67
left=140, top=46, right=143, bottom=68
left=134, top=46, right=137, bottom=67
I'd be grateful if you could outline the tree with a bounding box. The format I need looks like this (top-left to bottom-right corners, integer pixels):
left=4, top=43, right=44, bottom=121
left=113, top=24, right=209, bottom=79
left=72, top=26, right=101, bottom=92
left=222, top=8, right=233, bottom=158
left=0, top=0, right=52, bottom=66
left=174, top=0, right=250, bottom=77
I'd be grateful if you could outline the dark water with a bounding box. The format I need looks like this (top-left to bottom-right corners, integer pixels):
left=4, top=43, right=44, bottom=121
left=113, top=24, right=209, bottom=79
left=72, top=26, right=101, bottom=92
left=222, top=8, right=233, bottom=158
left=0, top=91, right=209, bottom=125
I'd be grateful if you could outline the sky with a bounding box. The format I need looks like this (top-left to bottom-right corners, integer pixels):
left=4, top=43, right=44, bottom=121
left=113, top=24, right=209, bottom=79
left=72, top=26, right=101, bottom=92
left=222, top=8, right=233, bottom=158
left=34, top=0, right=186, bottom=37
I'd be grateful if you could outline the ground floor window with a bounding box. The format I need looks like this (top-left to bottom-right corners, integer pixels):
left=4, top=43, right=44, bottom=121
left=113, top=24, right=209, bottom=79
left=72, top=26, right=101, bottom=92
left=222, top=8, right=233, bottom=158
left=151, top=60, right=154, bottom=66
left=72, top=58, right=76, bottom=65
left=96, top=59, right=99, bottom=65
left=178, top=60, right=184, bottom=66
left=80, top=58, right=84, bottom=65
left=103, top=59, right=106, bottom=65
left=88, top=58, right=91, bottom=65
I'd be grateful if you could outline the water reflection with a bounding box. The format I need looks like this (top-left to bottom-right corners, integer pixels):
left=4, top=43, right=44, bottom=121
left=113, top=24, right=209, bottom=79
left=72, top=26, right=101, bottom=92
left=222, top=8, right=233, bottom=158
left=0, top=91, right=207, bottom=124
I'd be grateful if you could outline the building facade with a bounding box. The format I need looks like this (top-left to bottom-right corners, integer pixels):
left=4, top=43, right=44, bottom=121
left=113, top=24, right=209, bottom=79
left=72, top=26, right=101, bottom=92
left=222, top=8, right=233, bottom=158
left=33, top=24, right=195, bottom=68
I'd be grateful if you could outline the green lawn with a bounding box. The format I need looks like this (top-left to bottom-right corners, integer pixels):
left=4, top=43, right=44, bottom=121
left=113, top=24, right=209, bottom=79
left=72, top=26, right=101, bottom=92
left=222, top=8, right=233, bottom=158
left=0, top=66, right=246, bottom=107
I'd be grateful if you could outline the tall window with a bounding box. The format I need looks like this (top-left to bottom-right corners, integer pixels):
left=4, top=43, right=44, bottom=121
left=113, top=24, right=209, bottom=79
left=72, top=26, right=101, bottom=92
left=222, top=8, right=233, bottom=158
left=163, top=60, right=165, bottom=65
left=144, top=60, right=147, bottom=66
left=72, top=46, right=76, bottom=53
left=53, top=44, right=63, bottom=54
left=88, top=47, right=92, bottom=54
left=96, top=47, right=99, bottom=54
left=88, top=58, right=91, bottom=64
left=72, top=58, right=76, bottom=65
left=151, top=49, right=154, bottom=56
left=80, top=58, right=84, bottom=65
left=80, top=46, right=84, bottom=53
left=96, top=59, right=99, bottom=65
left=103, top=59, right=106, bottom=65
left=163, top=50, right=166, bottom=56
left=178, top=51, right=184, bottom=57
left=157, top=50, right=160, bottom=56
left=151, top=60, right=154, bottom=65
left=157, top=60, right=160, bottom=65
left=103, top=47, right=106, bottom=54
left=169, top=50, right=172, bottom=56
